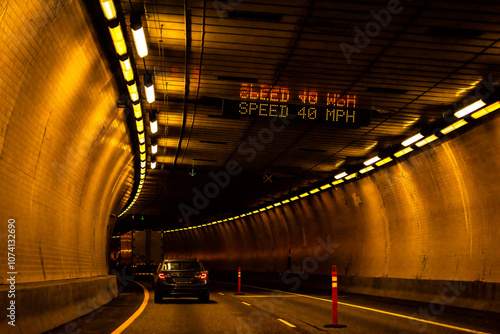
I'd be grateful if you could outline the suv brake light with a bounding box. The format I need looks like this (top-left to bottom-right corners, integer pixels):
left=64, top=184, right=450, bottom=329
left=196, top=272, right=208, bottom=280
left=158, top=273, right=170, bottom=279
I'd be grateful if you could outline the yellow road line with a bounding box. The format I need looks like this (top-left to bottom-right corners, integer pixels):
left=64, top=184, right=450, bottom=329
left=236, top=295, right=299, bottom=298
left=110, top=280, right=149, bottom=334
left=277, top=318, right=296, bottom=328
left=241, top=302, right=251, bottom=306
left=214, top=281, right=491, bottom=334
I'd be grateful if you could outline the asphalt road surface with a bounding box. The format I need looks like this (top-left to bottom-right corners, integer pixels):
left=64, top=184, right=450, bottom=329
left=46, top=279, right=500, bottom=334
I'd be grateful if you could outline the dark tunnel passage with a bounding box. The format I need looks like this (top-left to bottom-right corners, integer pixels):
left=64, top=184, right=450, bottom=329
left=1, top=0, right=500, bottom=333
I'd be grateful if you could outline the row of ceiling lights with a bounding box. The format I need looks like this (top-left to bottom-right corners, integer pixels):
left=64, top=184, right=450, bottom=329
left=165, top=97, right=499, bottom=233
left=98, top=0, right=159, bottom=216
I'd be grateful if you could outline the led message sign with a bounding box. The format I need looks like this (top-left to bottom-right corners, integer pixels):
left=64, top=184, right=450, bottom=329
left=222, top=84, right=371, bottom=128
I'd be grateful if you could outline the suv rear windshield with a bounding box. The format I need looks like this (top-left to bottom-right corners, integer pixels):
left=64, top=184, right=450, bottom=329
left=162, top=261, right=202, bottom=271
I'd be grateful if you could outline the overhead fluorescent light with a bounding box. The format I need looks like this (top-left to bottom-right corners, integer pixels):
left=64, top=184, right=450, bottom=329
left=363, top=156, right=380, bottom=166
left=119, top=55, right=134, bottom=82
left=151, top=156, right=156, bottom=169
left=345, top=173, right=356, bottom=180
left=309, top=188, right=320, bottom=194
left=471, top=101, right=500, bottom=119
left=139, top=142, right=146, bottom=153
left=138, top=131, right=145, bottom=144
left=441, top=119, right=467, bottom=134
left=135, top=118, right=144, bottom=132
left=290, top=196, right=299, bottom=201
left=320, top=184, right=331, bottom=190
left=375, top=157, right=393, bottom=167
left=144, top=73, right=155, bottom=103
left=454, top=100, right=486, bottom=118
left=359, top=166, right=375, bottom=174
left=332, top=179, right=344, bottom=185
left=415, top=134, right=438, bottom=147
left=132, top=101, right=142, bottom=118
left=99, top=0, right=117, bottom=20
left=108, top=20, right=127, bottom=55
left=402, top=133, right=424, bottom=147
left=299, top=192, right=309, bottom=198
left=394, top=147, right=413, bottom=157
left=335, top=172, right=347, bottom=179
left=281, top=199, right=290, bottom=204
left=127, top=81, right=139, bottom=102
left=266, top=205, right=273, bottom=209
left=131, top=14, right=148, bottom=58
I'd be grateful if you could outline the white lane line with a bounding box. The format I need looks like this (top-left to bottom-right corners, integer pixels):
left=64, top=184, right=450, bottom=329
left=110, top=280, right=149, bottom=334
left=278, top=318, right=296, bottom=328
left=213, top=281, right=491, bottom=334
left=241, top=302, right=251, bottom=306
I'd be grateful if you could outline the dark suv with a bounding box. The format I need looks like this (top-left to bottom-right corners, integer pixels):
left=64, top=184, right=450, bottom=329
left=154, top=258, right=209, bottom=303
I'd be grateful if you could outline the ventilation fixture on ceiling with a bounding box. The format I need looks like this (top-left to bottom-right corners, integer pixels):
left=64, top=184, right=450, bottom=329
left=366, top=87, right=408, bottom=95
left=228, top=11, right=282, bottom=22
left=217, top=76, right=258, bottom=83
left=200, top=140, right=227, bottom=145
left=426, top=26, right=483, bottom=39
left=299, top=148, right=327, bottom=153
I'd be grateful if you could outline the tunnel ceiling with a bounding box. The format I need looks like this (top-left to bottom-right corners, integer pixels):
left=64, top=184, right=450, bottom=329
left=89, top=0, right=500, bottom=229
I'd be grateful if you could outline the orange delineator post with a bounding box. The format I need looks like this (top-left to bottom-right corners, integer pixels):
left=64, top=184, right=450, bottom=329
left=332, top=265, right=338, bottom=325
left=238, top=266, right=241, bottom=294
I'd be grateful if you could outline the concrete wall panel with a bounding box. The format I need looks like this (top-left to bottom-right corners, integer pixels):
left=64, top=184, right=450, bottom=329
left=165, top=115, right=500, bottom=309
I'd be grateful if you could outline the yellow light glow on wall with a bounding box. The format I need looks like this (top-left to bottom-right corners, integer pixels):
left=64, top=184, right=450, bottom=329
left=360, top=166, right=375, bottom=174
left=136, top=118, right=144, bottom=132
left=100, top=0, right=117, bottom=20
left=108, top=21, right=127, bottom=55
left=454, top=100, right=486, bottom=118
left=415, top=134, right=438, bottom=147
left=138, top=131, right=145, bottom=144
left=133, top=101, right=142, bottom=118
left=441, top=119, right=468, bottom=134
left=471, top=101, right=500, bottom=119
left=345, top=173, right=356, bottom=180
left=119, top=56, right=134, bottom=82
left=376, top=157, right=393, bottom=166
left=127, top=81, right=139, bottom=102
left=394, top=147, right=413, bottom=157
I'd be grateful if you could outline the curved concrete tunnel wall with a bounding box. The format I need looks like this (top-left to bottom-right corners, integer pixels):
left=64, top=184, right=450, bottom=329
left=0, top=0, right=134, bottom=332
left=165, top=115, right=500, bottom=313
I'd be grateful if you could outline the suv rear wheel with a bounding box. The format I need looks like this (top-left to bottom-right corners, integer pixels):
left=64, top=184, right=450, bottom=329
left=154, top=292, right=162, bottom=303
left=198, top=291, right=210, bottom=303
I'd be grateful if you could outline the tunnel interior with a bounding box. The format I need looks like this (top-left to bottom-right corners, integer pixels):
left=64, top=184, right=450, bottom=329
left=1, top=0, right=500, bottom=332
